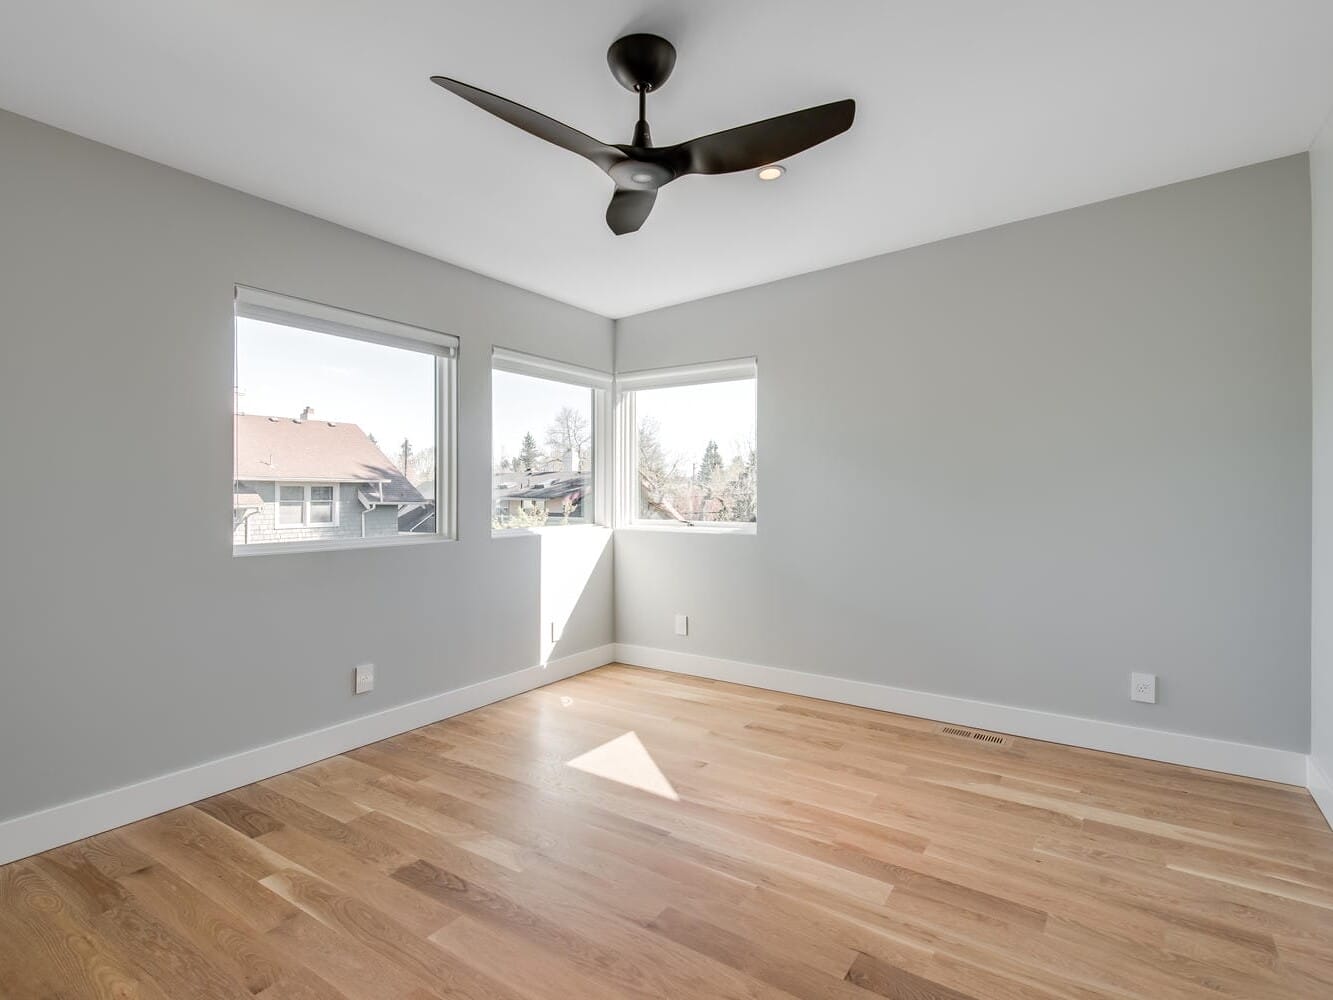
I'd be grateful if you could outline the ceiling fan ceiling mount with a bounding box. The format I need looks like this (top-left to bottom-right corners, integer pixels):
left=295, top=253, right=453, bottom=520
left=430, top=32, right=854, bottom=235
left=606, top=33, right=677, bottom=94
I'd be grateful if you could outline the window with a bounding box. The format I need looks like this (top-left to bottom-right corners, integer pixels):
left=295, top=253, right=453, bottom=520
left=491, top=348, right=611, bottom=531
left=233, top=287, right=457, bottom=552
left=616, top=358, right=757, bottom=529
left=309, top=485, right=335, bottom=524
left=273, top=484, right=338, bottom=528
left=278, top=485, right=305, bottom=525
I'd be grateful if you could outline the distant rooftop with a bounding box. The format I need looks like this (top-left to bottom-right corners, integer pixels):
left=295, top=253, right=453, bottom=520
left=235, top=413, right=422, bottom=503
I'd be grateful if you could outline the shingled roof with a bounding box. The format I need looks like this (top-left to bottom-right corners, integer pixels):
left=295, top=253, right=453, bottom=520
left=235, top=414, right=423, bottom=504
left=506, top=474, right=589, bottom=501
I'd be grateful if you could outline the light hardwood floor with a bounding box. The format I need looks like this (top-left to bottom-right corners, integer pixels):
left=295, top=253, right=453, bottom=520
left=3, top=664, right=1332, bottom=999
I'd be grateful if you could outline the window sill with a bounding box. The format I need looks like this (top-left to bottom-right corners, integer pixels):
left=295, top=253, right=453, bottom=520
left=491, top=524, right=612, bottom=539
left=616, top=522, right=757, bottom=535
left=233, top=534, right=452, bottom=557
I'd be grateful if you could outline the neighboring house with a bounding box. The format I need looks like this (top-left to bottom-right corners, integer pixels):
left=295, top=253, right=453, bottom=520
left=233, top=412, right=428, bottom=545
left=493, top=452, right=589, bottom=525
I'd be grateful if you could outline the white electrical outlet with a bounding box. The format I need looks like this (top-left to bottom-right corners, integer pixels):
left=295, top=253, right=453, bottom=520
left=1130, top=672, right=1156, bottom=704
left=354, top=663, right=375, bottom=694
left=674, top=613, right=689, bottom=637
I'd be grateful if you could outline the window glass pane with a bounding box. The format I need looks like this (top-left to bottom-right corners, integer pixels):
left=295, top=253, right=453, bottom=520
left=492, top=369, right=594, bottom=529
left=308, top=485, right=335, bottom=524
left=635, top=378, right=756, bottom=524
left=235, top=315, right=437, bottom=547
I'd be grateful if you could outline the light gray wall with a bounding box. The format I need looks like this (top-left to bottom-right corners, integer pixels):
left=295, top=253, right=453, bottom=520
left=615, top=156, right=1312, bottom=751
left=0, top=109, right=614, bottom=822
left=1313, top=117, right=1333, bottom=775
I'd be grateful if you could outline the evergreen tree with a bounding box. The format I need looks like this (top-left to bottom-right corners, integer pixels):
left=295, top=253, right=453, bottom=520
left=517, top=432, right=539, bottom=472
left=697, top=440, right=723, bottom=484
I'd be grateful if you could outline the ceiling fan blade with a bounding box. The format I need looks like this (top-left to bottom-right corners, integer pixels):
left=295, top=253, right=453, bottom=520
left=430, top=76, right=623, bottom=171
left=670, top=99, right=855, bottom=176
left=606, top=188, right=657, bottom=235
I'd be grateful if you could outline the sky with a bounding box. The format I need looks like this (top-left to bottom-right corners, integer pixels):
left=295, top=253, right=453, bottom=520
left=492, top=369, right=591, bottom=467
left=493, top=373, right=756, bottom=472
left=236, top=316, right=755, bottom=473
left=636, top=379, right=756, bottom=471
left=235, top=318, right=435, bottom=457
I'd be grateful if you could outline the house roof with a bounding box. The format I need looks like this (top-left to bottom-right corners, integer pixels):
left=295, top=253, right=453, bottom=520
left=235, top=414, right=423, bottom=504
left=358, top=480, right=423, bottom=505
left=506, top=474, right=588, bottom=501
left=398, top=504, right=436, bottom=534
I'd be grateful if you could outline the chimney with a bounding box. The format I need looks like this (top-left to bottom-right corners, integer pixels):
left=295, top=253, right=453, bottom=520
left=298, top=406, right=314, bottom=422
left=565, top=447, right=579, bottom=473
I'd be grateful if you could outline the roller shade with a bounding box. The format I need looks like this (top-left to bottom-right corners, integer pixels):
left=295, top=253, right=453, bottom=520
left=615, top=356, right=757, bottom=391
left=235, top=285, right=458, bottom=356
left=492, top=347, right=612, bottom=388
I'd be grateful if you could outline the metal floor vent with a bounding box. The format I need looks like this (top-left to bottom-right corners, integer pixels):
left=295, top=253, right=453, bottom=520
left=939, top=725, right=1010, bottom=747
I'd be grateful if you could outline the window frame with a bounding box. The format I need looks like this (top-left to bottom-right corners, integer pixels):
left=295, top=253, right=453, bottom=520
left=490, top=347, right=612, bottom=535
left=307, top=484, right=336, bottom=525
left=232, top=286, right=458, bottom=556
left=614, top=357, right=758, bottom=533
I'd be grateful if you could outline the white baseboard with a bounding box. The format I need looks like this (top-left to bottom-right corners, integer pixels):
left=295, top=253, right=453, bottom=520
left=0, top=644, right=615, bottom=866
left=1310, top=757, right=1333, bottom=830
left=5, top=641, right=1318, bottom=866
left=614, top=644, right=1308, bottom=786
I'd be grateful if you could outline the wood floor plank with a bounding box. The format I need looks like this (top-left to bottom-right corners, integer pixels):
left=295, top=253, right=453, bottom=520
left=3, top=663, right=1331, bottom=998
left=0, top=861, right=169, bottom=1000
left=846, top=951, right=979, bottom=1000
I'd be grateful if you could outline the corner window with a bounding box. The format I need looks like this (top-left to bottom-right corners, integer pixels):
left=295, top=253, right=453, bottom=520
left=491, top=348, right=611, bottom=531
left=616, top=358, right=757, bottom=529
left=233, top=287, right=457, bottom=553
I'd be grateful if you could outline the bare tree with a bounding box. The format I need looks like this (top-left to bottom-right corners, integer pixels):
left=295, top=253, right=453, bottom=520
left=410, top=445, right=435, bottom=485
left=544, top=407, right=590, bottom=468
left=637, top=417, right=688, bottom=522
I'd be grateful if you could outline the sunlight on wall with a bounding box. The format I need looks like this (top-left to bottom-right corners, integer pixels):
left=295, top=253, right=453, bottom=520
left=566, top=731, right=680, bottom=801
left=538, top=527, right=610, bottom=664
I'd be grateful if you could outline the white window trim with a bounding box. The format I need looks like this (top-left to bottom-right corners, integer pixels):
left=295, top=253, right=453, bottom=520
left=273, top=483, right=342, bottom=530
left=614, top=357, right=758, bottom=532
left=233, top=286, right=457, bottom=554
left=490, top=347, right=612, bottom=535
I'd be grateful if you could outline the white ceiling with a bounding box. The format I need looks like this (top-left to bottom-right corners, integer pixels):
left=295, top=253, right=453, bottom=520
left=4, top=2, right=1333, bottom=318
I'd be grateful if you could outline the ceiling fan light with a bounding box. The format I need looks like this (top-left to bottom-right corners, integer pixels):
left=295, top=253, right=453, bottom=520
left=757, top=165, right=786, bottom=181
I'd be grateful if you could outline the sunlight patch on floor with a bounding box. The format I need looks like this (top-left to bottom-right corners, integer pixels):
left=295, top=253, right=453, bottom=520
left=566, top=730, right=680, bottom=801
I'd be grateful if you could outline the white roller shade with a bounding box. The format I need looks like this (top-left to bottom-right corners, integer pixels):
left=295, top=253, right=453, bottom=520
left=492, top=347, right=613, bottom=388
left=615, top=356, right=757, bottom=391
left=235, top=286, right=458, bottom=356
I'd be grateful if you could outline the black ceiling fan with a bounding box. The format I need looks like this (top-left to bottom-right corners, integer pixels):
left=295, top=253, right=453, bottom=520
left=430, top=33, right=855, bottom=235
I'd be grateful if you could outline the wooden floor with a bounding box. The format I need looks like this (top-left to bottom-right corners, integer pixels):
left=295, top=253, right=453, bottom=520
left=3, top=665, right=1332, bottom=999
